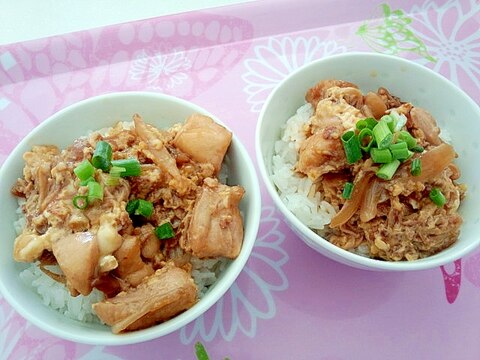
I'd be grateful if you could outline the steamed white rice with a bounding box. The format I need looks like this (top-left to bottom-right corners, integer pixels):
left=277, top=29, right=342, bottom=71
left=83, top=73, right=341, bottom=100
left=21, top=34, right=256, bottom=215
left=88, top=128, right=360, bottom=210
left=14, top=123, right=233, bottom=324
left=272, top=103, right=337, bottom=230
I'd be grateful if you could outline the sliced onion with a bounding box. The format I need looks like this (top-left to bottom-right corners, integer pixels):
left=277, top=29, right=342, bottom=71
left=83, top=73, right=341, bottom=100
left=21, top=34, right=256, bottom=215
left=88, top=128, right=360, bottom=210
left=330, top=172, right=374, bottom=228
left=359, top=177, right=384, bottom=222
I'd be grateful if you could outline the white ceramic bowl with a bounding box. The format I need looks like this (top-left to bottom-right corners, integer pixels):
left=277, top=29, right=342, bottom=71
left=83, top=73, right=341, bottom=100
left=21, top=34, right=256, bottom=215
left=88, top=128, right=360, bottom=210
left=0, top=92, right=261, bottom=345
left=256, top=52, right=480, bottom=271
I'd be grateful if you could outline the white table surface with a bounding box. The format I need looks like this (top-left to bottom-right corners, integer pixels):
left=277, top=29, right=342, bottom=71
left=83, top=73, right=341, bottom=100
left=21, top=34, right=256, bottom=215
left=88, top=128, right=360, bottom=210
left=0, top=0, right=254, bottom=45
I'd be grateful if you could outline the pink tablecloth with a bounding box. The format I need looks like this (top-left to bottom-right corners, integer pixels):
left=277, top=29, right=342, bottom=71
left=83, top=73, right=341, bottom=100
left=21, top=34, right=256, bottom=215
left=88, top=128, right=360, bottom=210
left=1, top=0, right=479, bottom=359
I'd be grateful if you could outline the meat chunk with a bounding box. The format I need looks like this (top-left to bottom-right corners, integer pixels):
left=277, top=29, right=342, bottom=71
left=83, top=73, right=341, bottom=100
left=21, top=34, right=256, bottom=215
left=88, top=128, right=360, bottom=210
left=306, top=79, right=358, bottom=108
left=173, top=114, right=232, bottom=174
left=181, top=178, right=244, bottom=259
left=409, top=107, right=442, bottom=146
left=52, top=231, right=99, bottom=296
left=93, top=265, right=197, bottom=333
left=114, top=235, right=154, bottom=287
left=297, top=121, right=347, bottom=181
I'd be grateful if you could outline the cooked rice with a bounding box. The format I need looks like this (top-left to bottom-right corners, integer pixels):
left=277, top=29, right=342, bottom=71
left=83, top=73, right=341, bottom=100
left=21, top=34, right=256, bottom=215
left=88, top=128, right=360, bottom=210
left=272, top=103, right=336, bottom=230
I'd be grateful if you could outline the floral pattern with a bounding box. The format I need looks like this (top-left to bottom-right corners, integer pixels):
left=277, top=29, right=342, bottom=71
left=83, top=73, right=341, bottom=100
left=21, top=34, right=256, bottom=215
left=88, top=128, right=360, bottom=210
left=180, top=206, right=289, bottom=343
left=242, top=36, right=347, bottom=112
left=410, top=0, right=480, bottom=102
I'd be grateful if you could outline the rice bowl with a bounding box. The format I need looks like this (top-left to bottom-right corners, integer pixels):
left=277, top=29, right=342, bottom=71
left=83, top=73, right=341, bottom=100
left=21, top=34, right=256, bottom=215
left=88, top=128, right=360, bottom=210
left=0, top=92, right=261, bottom=345
left=256, top=53, right=480, bottom=271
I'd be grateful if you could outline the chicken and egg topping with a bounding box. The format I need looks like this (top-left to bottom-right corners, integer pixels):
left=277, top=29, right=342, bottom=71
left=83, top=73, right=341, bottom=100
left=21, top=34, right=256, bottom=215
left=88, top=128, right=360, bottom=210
left=298, top=80, right=465, bottom=261
left=11, top=113, right=244, bottom=333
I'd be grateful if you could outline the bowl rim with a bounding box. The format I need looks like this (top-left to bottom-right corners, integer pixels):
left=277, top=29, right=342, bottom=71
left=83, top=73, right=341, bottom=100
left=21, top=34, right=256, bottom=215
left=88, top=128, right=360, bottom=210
left=0, top=91, right=261, bottom=345
left=256, top=52, right=480, bottom=271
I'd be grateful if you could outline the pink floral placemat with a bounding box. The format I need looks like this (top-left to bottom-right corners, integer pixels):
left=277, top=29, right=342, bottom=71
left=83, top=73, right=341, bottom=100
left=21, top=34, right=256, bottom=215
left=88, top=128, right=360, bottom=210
left=1, top=0, right=479, bottom=359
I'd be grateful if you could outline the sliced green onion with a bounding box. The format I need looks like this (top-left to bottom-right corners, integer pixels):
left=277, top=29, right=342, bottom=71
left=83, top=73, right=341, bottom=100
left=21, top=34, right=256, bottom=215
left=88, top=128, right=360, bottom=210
left=135, top=199, right=154, bottom=218
left=411, top=145, right=425, bottom=153
left=358, top=128, right=374, bottom=152
left=389, top=141, right=410, bottom=160
left=74, top=159, right=95, bottom=181
left=92, top=141, right=113, bottom=171
left=391, top=111, right=407, bottom=131
left=429, top=187, right=446, bottom=207
left=126, top=199, right=139, bottom=215
left=370, top=148, right=393, bottom=163
left=380, top=115, right=396, bottom=132
left=410, top=158, right=422, bottom=176
left=126, top=199, right=153, bottom=218
left=111, top=158, right=141, bottom=177
left=72, top=195, right=88, bottom=209
left=341, top=131, right=362, bottom=164
left=376, top=159, right=401, bottom=180
left=155, top=222, right=175, bottom=240
left=87, top=181, right=103, bottom=202
left=106, top=166, right=126, bottom=186
left=80, top=176, right=96, bottom=186
left=372, top=120, right=393, bottom=149
left=342, top=182, right=354, bottom=200
left=356, top=118, right=378, bottom=130
left=398, top=131, right=417, bottom=149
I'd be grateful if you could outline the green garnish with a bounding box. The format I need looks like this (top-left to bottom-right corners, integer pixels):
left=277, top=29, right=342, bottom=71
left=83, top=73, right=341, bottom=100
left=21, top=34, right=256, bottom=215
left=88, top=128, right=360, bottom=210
left=92, top=141, right=113, bottom=171
left=72, top=195, right=88, bottom=209
left=410, top=158, right=422, bottom=176
left=342, top=182, right=354, bottom=200
left=111, top=158, right=141, bottom=177
left=126, top=199, right=154, bottom=218
left=376, top=159, right=401, bottom=180
left=372, top=120, right=393, bottom=149
left=370, top=148, right=393, bottom=164
left=155, top=222, right=175, bottom=239
left=74, top=159, right=95, bottom=181
left=87, top=181, right=103, bottom=202
left=429, top=188, right=446, bottom=207
left=341, top=131, right=362, bottom=164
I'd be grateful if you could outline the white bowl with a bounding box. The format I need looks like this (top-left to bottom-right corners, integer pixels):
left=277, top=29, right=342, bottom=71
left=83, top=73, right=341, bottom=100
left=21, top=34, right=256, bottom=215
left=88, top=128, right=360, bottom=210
left=0, top=92, right=261, bottom=345
left=256, top=52, right=480, bottom=271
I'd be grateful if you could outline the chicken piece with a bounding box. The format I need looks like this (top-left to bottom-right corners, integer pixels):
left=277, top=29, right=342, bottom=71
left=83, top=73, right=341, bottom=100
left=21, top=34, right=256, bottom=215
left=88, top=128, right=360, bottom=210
left=409, top=107, right=442, bottom=146
left=306, top=79, right=358, bottom=108
left=297, top=120, right=347, bottom=181
left=363, top=92, right=387, bottom=119
left=133, top=114, right=192, bottom=195
left=13, top=232, right=52, bottom=262
left=52, top=231, right=99, bottom=296
left=324, top=86, right=364, bottom=109
left=311, top=98, right=363, bottom=134
left=93, top=264, right=197, bottom=333
left=114, top=235, right=154, bottom=287
left=181, top=178, right=244, bottom=259
left=172, top=114, right=232, bottom=174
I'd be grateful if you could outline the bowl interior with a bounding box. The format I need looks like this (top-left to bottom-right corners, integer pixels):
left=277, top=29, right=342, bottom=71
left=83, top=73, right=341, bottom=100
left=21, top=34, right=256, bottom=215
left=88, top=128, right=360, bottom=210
left=257, top=53, right=480, bottom=270
left=0, top=92, right=260, bottom=345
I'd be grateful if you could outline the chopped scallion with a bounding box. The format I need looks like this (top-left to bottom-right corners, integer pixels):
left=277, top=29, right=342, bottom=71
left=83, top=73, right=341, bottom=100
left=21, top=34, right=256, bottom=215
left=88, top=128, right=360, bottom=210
left=372, top=120, right=393, bottom=149
left=92, top=141, right=113, bottom=171
left=72, top=195, right=88, bottom=209
left=398, top=131, right=417, bottom=149
left=390, top=141, right=410, bottom=160
left=358, top=128, right=374, bottom=152
left=106, top=166, right=126, bottom=186
left=80, top=176, right=96, bottom=186
left=410, top=158, right=422, bottom=176
left=126, top=199, right=139, bottom=215
left=155, top=222, right=175, bottom=239
left=370, top=148, right=393, bottom=164
left=410, top=145, right=425, bottom=153
left=342, top=182, right=354, bottom=200
left=87, top=181, right=103, bottom=202
left=111, top=158, right=141, bottom=177
left=74, top=159, right=95, bottom=181
left=429, top=187, right=446, bottom=207
left=380, top=115, right=396, bottom=132
left=376, top=159, right=401, bottom=180
left=356, top=117, right=378, bottom=130
left=126, top=199, right=154, bottom=218
left=341, top=131, right=362, bottom=164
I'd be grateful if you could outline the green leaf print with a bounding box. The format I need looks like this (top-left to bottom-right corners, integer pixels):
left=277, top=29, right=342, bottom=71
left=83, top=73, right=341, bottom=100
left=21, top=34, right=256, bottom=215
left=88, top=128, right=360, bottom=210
left=356, top=3, right=436, bottom=62
left=194, top=342, right=230, bottom=360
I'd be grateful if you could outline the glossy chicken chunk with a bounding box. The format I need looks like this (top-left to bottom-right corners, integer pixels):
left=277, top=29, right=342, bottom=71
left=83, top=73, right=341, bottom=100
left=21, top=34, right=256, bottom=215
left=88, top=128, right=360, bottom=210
left=181, top=178, right=244, bottom=259
left=52, top=231, right=99, bottom=296
left=173, top=114, right=232, bottom=174
left=93, top=264, right=196, bottom=333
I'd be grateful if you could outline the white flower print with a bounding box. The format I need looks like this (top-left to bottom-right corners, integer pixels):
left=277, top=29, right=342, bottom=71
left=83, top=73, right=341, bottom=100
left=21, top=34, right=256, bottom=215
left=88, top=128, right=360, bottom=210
left=179, top=206, right=289, bottom=343
left=410, top=0, right=480, bottom=96
left=242, top=36, right=347, bottom=112
left=129, top=49, right=192, bottom=91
